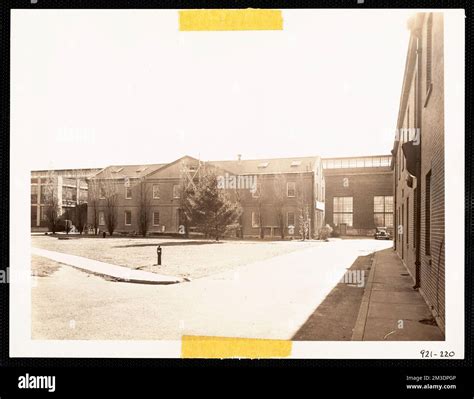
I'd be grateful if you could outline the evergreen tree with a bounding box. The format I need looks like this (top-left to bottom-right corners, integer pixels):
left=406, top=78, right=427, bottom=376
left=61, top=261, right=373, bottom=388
left=189, top=167, right=242, bottom=241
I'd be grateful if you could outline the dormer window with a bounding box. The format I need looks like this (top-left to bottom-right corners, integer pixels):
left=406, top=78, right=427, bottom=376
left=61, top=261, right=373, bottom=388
left=258, top=162, right=269, bottom=169
left=290, top=161, right=301, bottom=167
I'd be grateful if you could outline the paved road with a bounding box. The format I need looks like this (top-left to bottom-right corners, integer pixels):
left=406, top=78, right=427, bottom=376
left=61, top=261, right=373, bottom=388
left=32, top=239, right=393, bottom=340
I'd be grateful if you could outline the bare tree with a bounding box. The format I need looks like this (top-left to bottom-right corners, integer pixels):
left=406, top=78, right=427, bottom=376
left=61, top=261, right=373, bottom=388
left=273, top=174, right=287, bottom=239
left=297, top=174, right=311, bottom=240
left=137, top=179, right=151, bottom=237
left=87, top=180, right=101, bottom=235
left=99, top=174, right=118, bottom=236
left=73, top=203, right=88, bottom=234
left=254, top=179, right=266, bottom=239
left=234, top=188, right=244, bottom=238
left=42, top=172, right=61, bottom=233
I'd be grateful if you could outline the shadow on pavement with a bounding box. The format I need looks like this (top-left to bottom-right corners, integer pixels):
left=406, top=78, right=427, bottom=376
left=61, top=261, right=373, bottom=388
left=113, top=240, right=223, bottom=248
left=292, top=254, right=373, bottom=341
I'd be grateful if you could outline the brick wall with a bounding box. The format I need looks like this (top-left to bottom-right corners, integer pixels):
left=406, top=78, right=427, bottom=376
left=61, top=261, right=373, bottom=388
left=393, top=12, right=445, bottom=332
left=324, top=168, right=393, bottom=235
left=419, top=12, right=445, bottom=330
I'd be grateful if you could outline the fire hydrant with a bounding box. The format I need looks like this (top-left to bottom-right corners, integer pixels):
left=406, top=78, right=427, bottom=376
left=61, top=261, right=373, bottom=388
left=157, top=245, right=162, bottom=266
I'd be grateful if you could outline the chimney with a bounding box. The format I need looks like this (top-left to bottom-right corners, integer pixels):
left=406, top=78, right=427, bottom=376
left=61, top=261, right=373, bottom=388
left=237, top=154, right=242, bottom=162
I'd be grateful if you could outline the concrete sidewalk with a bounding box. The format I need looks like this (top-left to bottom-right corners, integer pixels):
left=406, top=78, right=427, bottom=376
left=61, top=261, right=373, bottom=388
left=352, top=248, right=444, bottom=341
left=32, top=247, right=185, bottom=285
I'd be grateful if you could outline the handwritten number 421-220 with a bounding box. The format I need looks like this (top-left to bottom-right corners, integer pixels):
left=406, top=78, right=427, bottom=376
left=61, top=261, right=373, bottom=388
left=420, top=350, right=455, bottom=358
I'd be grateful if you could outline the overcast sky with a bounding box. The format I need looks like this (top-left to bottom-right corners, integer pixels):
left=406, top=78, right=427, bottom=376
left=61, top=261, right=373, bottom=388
left=12, top=9, right=415, bottom=170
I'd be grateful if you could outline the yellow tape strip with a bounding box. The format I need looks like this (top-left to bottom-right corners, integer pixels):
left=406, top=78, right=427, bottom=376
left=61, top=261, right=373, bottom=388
left=179, top=9, right=283, bottom=31
left=181, top=335, right=292, bottom=359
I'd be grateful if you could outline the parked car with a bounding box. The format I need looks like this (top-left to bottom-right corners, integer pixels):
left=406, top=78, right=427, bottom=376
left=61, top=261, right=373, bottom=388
left=374, top=227, right=391, bottom=240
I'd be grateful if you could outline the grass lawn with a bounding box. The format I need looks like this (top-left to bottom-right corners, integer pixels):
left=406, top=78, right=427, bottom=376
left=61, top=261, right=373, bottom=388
left=31, top=236, right=320, bottom=279
left=31, top=255, right=62, bottom=277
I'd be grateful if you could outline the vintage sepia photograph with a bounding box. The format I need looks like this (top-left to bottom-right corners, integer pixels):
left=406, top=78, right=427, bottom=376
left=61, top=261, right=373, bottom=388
left=9, top=8, right=465, bottom=359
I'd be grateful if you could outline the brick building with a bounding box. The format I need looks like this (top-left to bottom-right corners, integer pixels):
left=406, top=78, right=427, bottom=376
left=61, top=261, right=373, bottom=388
left=31, top=168, right=101, bottom=230
left=323, top=155, right=394, bottom=236
left=87, top=155, right=325, bottom=238
left=392, top=12, right=445, bottom=332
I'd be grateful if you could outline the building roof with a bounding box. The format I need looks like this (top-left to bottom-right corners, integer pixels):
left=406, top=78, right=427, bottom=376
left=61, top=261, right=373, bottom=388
left=92, top=163, right=167, bottom=179
left=208, top=156, right=320, bottom=175
left=31, top=168, right=102, bottom=178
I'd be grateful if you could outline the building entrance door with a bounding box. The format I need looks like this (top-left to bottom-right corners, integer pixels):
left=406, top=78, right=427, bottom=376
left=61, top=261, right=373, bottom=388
left=340, top=223, right=347, bottom=235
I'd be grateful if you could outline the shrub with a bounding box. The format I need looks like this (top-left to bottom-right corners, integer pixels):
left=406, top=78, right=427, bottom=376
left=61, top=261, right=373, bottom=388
left=318, top=224, right=333, bottom=241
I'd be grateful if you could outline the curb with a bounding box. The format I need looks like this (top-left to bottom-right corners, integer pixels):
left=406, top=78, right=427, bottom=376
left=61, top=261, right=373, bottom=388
left=351, top=251, right=377, bottom=341
left=69, top=266, right=185, bottom=285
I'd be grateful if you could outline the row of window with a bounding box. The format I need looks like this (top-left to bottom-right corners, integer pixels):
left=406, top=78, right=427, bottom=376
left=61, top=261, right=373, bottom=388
left=108, top=210, right=300, bottom=229
left=31, top=185, right=87, bottom=205
left=113, top=182, right=309, bottom=200
left=332, top=196, right=394, bottom=228
left=98, top=211, right=161, bottom=226
left=251, top=211, right=296, bottom=228
left=121, top=184, right=181, bottom=200
left=323, top=157, right=391, bottom=170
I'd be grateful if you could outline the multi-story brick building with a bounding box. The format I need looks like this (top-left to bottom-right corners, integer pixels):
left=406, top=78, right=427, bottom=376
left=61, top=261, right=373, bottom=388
left=323, top=155, right=394, bottom=236
left=31, top=168, right=101, bottom=230
left=87, top=155, right=325, bottom=239
left=392, top=12, right=445, bottom=332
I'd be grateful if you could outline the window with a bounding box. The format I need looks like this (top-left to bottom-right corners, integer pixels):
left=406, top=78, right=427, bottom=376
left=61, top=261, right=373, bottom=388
left=153, top=211, right=160, bottom=226
left=63, top=186, right=77, bottom=203
left=31, top=185, right=38, bottom=204
left=173, top=184, right=181, bottom=199
left=100, top=186, right=106, bottom=199
left=425, top=171, right=431, bottom=255
left=374, top=196, right=394, bottom=227
left=290, top=160, right=301, bottom=167
left=125, top=186, right=132, bottom=199
left=31, top=206, right=37, bottom=225
left=381, top=157, right=391, bottom=167
left=252, top=183, right=261, bottom=198
left=152, top=184, right=160, bottom=199
left=287, top=212, right=295, bottom=227
left=401, top=203, right=404, bottom=258
left=258, top=162, right=269, bottom=169
left=40, top=206, right=47, bottom=221
left=79, top=189, right=88, bottom=203
left=99, top=211, right=105, bottom=226
left=333, top=197, right=353, bottom=227
left=406, top=198, right=410, bottom=245
left=414, top=188, right=417, bottom=248
left=124, top=210, right=132, bottom=226
left=251, top=212, right=260, bottom=228
left=40, top=185, right=48, bottom=203
left=287, top=182, right=296, bottom=197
